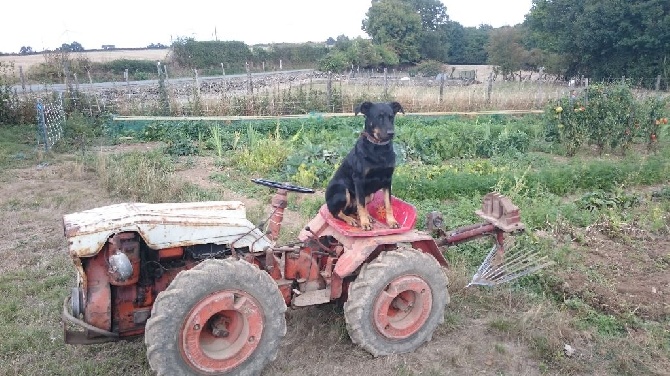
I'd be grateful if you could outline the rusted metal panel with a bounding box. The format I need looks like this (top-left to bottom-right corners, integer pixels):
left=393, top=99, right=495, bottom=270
left=475, top=192, right=525, bottom=232
left=63, top=201, right=272, bottom=257
left=333, top=231, right=444, bottom=278
left=300, top=207, right=446, bottom=278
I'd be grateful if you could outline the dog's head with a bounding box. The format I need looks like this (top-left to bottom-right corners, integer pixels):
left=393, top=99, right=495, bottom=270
left=355, top=101, right=404, bottom=143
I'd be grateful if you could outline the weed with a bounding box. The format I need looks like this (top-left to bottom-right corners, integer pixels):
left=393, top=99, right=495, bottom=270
left=92, top=150, right=183, bottom=202
left=210, top=125, right=225, bottom=158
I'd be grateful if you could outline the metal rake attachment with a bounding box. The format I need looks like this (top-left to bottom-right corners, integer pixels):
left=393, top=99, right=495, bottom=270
left=468, top=238, right=555, bottom=287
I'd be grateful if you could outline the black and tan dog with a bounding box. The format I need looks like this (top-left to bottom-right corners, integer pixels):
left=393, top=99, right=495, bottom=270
left=325, top=101, right=404, bottom=230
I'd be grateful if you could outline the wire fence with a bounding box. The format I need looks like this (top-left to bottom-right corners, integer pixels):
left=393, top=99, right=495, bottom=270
left=35, top=94, right=65, bottom=151
left=10, top=68, right=670, bottom=119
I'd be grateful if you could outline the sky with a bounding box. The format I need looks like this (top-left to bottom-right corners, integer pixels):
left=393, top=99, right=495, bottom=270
left=0, top=0, right=533, bottom=54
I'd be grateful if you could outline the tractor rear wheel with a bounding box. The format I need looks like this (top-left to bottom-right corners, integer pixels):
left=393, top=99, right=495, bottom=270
left=344, top=247, right=449, bottom=356
left=145, top=258, right=286, bottom=375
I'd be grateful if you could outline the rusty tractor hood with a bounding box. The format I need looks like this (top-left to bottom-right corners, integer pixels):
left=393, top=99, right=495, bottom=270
left=63, top=201, right=272, bottom=257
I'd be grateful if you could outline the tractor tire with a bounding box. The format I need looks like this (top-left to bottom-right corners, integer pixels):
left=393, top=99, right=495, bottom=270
left=145, top=258, right=287, bottom=376
left=344, top=247, right=449, bottom=356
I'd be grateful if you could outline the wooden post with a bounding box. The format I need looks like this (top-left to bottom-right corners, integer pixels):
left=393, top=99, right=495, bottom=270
left=125, top=69, right=130, bottom=90
left=656, top=75, right=661, bottom=91
left=87, top=69, right=101, bottom=113
left=193, top=68, right=200, bottom=95
left=279, top=59, right=283, bottom=70
left=327, top=71, right=333, bottom=109
left=156, top=61, right=161, bottom=76
left=262, top=61, right=265, bottom=71
left=163, top=65, right=168, bottom=80
left=246, top=62, right=253, bottom=94
left=19, top=66, right=26, bottom=92
left=63, top=62, right=69, bottom=88
left=537, top=67, right=545, bottom=107
left=383, top=67, right=388, bottom=98
left=221, top=63, right=225, bottom=76
left=486, top=72, right=493, bottom=103
left=439, top=73, right=445, bottom=103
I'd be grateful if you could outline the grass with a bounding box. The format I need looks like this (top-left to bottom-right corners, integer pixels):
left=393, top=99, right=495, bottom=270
left=1, top=112, right=669, bottom=375
left=0, top=124, right=44, bottom=171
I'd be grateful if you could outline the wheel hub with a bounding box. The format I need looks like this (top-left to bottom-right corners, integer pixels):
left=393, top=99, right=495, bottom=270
left=372, top=275, right=432, bottom=340
left=180, top=289, right=264, bottom=373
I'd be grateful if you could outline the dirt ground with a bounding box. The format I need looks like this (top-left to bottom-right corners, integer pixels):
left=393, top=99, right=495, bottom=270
left=1, top=147, right=668, bottom=375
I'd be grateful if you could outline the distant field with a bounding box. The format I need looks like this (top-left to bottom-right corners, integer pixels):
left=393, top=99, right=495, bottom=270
left=0, top=49, right=171, bottom=72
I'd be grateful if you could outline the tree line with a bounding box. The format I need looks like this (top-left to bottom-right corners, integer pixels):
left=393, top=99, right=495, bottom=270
left=7, top=0, right=670, bottom=84
left=321, top=0, right=669, bottom=83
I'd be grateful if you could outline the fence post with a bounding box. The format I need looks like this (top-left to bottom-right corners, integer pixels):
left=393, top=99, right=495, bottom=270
left=656, top=75, right=661, bottom=91
left=19, top=66, right=26, bottom=92
left=163, top=65, right=168, bottom=80
left=246, top=62, right=253, bottom=94
left=221, top=63, right=225, bottom=76
left=383, top=67, right=388, bottom=98
left=536, top=70, right=544, bottom=107
left=87, top=69, right=101, bottom=113
left=125, top=68, right=130, bottom=91
left=194, top=68, right=200, bottom=95
left=36, top=100, right=48, bottom=152
left=439, top=73, right=445, bottom=103
left=327, top=71, right=333, bottom=109
left=486, top=73, right=493, bottom=103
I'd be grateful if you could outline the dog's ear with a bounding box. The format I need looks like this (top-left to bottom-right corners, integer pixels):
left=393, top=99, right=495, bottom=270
left=390, top=101, right=405, bottom=115
left=355, top=101, right=373, bottom=116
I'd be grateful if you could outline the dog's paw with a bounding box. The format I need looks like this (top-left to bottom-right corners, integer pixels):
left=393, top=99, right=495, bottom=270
left=387, top=219, right=400, bottom=229
left=360, top=216, right=374, bottom=230
left=344, top=218, right=359, bottom=227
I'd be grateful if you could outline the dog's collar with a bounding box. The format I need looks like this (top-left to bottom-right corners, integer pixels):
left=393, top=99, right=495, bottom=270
left=361, top=132, right=391, bottom=145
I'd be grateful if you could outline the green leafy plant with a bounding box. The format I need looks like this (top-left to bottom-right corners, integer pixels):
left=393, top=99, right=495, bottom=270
left=576, top=189, right=641, bottom=212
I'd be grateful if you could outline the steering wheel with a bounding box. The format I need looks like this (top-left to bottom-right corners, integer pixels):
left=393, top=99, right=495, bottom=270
left=251, top=178, right=315, bottom=193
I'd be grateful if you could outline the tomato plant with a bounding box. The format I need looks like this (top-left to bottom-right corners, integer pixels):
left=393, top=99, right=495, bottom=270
left=544, top=82, right=667, bottom=155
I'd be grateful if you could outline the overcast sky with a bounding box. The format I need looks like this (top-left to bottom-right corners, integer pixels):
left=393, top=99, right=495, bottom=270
left=0, top=0, right=533, bottom=53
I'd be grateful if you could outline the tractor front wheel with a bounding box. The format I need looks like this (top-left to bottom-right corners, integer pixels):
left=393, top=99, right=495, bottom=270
left=145, top=258, right=286, bottom=375
left=344, top=247, right=449, bottom=356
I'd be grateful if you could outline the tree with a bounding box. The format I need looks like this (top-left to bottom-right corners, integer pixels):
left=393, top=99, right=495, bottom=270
left=526, top=0, right=670, bottom=81
left=486, top=26, right=527, bottom=79
left=461, top=25, right=492, bottom=65
left=362, top=0, right=452, bottom=63
left=19, top=46, right=33, bottom=55
left=444, top=22, right=467, bottom=64
left=362, top=0, right=422, bottom=63
left=318, top=50, right=349, bottom=72
left=335, top=35, right=353, bottom=51
left=318, top=37, right=399, bottom=72
left=400, top=0, right=449, bottom=30
left=70, top=41, right=84, bottom=52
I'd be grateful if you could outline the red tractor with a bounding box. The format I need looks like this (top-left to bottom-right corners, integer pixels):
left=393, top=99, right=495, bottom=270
left=62, top=179, right=547, bottom=375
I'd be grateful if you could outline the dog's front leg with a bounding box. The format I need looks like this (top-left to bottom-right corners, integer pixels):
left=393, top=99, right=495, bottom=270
left=355, top=183, right=374, bottom=230
left=383, top=188, right=399, bottom=228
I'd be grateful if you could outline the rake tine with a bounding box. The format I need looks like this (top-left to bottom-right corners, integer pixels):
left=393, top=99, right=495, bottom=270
left=477, top=248, right=541, bottom=276
left=479, top=256, right=553, bottom=282
left=468, top=242, right=555, bottom=287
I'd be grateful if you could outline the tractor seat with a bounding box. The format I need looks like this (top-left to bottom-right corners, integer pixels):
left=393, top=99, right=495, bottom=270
left=318, top=191, right=417, bottom=237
